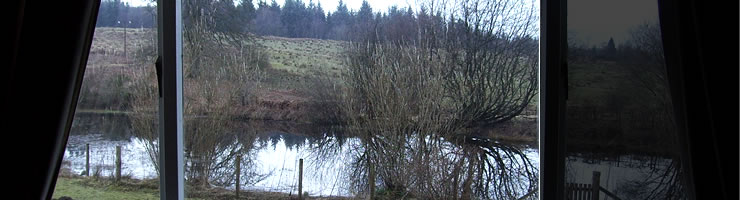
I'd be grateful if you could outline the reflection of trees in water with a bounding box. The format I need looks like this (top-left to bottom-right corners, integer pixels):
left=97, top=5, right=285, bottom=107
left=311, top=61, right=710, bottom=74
left=566, top=152, right=686, bottom=200
left=205, top=129, right=270, bottom=188
left=615, top=158, right=686, bottom=200
left=184, top=117, right=235, bottom=186
left=71, top=113, right=133, bottom=140
left=130, top=116, right=269, bottom=187
left=252, top=123, right=347, bottom=150
left=184, top=119, right=278, bottom=188
left=130, top=115, right=538, bottom=198
left=310, top=132, right=538, bottom=199
left=130, top=112, right=160, bottom=173
left=255, top=132, right=308, bottom=150
left=281, top=134, right=306, bottom=149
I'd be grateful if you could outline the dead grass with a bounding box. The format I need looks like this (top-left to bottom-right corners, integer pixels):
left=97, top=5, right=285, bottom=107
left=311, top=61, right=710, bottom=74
left=481, top=118, right=538, bottom=144
left=255, top=35, right=346, bottom=81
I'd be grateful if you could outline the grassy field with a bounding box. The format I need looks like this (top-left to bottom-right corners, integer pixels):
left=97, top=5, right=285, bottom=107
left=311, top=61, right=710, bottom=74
left=53, top=177, right=162, bottom=200
left=564, top=58, right=678, bottom=155
left=82, top=28, right=349, bottom=121
left=87, top=28, right=346, bottom=80
left=256, top=36, right=345, bottom=78
left=567, top=60, right=637, bottom=106
left=251, top=36, right=348, bottom=93
left=87, top=27, right=157, bottom=68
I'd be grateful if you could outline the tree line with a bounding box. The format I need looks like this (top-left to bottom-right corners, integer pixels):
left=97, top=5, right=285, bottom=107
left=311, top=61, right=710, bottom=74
left=96, top=0, right=539, bottom=47
left=203, top=0, right=454, bottom=43
left=96, top=0, right=156, bottom=28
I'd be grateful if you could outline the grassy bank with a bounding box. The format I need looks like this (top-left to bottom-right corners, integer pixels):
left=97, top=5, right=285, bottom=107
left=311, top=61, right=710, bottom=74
left=53, top=175, right=352, bottom=200
left=82, top=28, right=346, bottom=123
left=53, top=177, right=161, bottom=200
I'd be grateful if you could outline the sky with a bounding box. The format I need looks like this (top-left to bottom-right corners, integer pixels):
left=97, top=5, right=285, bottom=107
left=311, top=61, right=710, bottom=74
left=567, top=0, right=660, bottom=47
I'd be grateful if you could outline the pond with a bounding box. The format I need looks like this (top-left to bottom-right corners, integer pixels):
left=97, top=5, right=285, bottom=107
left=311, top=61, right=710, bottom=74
left=565, top=153, right=682, bottom=200
left=61, top=113, right=540, bottom=198
left=61, top=132, right=357, bottom=196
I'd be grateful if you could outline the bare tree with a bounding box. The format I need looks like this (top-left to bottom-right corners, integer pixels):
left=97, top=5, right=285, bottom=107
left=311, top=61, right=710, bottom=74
left=440, top=0, right=539, bottom=129
left=341, top=0, right=539, bottom=198
left=342, top=41, right=538, bottom=199
left=129, top=54, right=161, bottom=175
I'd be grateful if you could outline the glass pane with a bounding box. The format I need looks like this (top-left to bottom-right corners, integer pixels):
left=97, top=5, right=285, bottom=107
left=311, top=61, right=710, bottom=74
left=565, top=0, right=688, bottom=199
left=182, top=0, right=539, bottom=199
left=52, top=1, right=161, bottom=199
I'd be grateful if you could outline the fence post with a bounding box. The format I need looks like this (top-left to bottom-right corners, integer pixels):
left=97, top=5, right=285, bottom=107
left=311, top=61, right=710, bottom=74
left=116, top=146, right=121, bottom=182
left=85, top=144, right=90, bottom=176
left=592, top=171, right=600, bottom=200
left=236, top=156, right=241, bottom=198
left=368, top=160, right=375, bottom=200
left=298, top=158, right=303, bottom=200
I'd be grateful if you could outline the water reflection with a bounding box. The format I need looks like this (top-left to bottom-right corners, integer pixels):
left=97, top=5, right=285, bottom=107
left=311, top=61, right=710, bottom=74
left=63, top=114, right=539, bottom=198
left=70, top=112, right=133, bottom=140
left=321, top=135, right=540, bottom=199
left=62, top=134, right=158, bottom=179
left=565, top=154, right=684, bottom=200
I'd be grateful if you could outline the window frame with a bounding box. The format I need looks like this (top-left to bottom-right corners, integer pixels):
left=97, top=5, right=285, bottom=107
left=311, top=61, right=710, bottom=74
left=537, top=0, right=735, bottom=199
left=539, top=0, right=567, bottom=199
left=157, top=0, right=185, bottom=199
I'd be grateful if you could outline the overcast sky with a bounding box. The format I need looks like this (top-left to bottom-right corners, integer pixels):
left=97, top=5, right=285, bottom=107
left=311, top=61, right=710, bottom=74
left=567, top=0, right=659, bottom=47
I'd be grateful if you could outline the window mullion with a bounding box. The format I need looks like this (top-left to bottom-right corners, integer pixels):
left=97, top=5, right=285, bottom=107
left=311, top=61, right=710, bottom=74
left=157, top=0, right=184, bottom=199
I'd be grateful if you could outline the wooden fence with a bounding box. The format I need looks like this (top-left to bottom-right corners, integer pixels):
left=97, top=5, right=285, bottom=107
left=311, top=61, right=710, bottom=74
left=566, top=171, right=622, bottom=200
left=82, top=144, right=123, bottom=181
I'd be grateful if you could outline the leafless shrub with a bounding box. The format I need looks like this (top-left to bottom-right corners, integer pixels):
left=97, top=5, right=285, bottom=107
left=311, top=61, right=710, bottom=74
left=299, top=75, right=345, bottom=124
left=129, top=41, right=160, bottom=174
left=440, top=0, right=539, bottom=129
left=340, top=0, right=539, bottom=197
left=341, top=42, right=450, bottom=196
left=342, top=43, right=535, bottom=199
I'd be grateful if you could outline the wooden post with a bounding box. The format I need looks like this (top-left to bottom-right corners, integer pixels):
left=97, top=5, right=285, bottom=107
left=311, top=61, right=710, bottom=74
left=368, top=160, right=375, bottom=200
left=235, top=156, right=241, bottom=198
left=116, top=146, right=122, bottom=181
left=85, top=144, right=90, bottom=176
left=592, top=171, right=600, bottom=200
left=298, top=158, right=303, bottom=200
